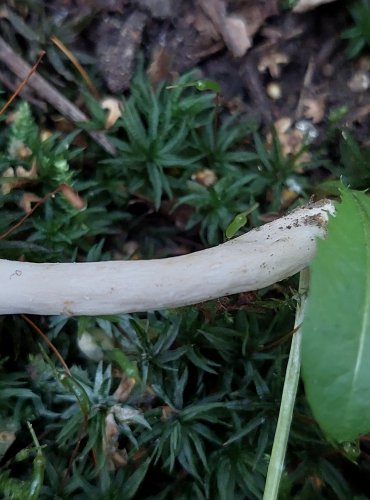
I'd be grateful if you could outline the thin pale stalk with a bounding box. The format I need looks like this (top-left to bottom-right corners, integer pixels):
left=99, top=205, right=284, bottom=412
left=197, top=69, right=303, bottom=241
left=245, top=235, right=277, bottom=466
left=0, top=201, right=333, bottom=316
left=263, top=268, right=310, bottom=500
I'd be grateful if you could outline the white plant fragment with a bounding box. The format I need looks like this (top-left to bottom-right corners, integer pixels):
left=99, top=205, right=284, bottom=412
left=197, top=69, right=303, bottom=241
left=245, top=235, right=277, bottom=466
left=0, top=200, right=335, bottom=316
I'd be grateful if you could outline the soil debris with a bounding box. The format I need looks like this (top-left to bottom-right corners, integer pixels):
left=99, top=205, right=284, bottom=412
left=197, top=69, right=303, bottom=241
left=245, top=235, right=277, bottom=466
left=96, top=12, right=147, bottom=93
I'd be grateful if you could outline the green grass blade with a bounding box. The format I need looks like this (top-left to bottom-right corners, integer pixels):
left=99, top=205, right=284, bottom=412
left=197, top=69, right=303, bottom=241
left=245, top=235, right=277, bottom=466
left=263, top=269, right=309, bottom=500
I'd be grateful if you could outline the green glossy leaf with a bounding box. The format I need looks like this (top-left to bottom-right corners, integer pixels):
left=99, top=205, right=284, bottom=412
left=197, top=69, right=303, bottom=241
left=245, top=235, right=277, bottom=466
left=225, top=213, right=247, bottom=239
left=194, top=79, right=221, bottom=93
left=301, top=188, right=370, bottom=441
left=225, top=203, right=258, bottom=239
left=166, top=79, right=221, bottom=93
left=110, top=349, right=140, bottom=382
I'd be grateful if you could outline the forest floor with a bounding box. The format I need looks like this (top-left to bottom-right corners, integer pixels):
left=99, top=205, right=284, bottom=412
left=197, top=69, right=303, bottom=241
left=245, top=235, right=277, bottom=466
left=1, top=1, right=370, bottom=499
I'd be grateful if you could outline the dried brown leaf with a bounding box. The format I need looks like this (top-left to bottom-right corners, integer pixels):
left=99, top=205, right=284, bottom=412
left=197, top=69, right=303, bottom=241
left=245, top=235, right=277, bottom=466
left=101, top=97, right=123, bottom=129
left=238, top=1, right=279, bottom=38
left=60, top=183, right=86, bottom=210
left=223, top=15, right=251, bottom=57
left=191, top=168, right=217, bottom=187
left=147, top=47, right=175, bottom=87
left=193, top=9, right=221, bottom=40
left=198, top=0, right=251, bottom=57
left=103, top=411, right=128, bottom=470
left=113, top=375, right=136, bottom=402
left=267, top=117, right=309, bottom=167
left=302, top=96, right=326, bottom=123
left=1, top=167, right=15, bottom=195
left=19, top=192, right=42, bottom=214
left=15, top=159, right=38, bottom=180
left=258, top=52, right=289, bottom=78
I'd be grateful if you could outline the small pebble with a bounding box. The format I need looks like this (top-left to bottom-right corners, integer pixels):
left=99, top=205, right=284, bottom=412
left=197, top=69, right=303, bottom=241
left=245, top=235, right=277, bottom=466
left=348, top=71, right=370, bottom=92
left=295, top=119, right=318, bottom=142
left=266, top=82, right=282, bottom=100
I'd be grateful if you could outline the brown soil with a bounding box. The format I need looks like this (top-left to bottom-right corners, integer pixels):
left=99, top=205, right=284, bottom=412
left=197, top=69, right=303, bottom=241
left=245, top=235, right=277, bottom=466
left=42, top=0, right=370, bottom=142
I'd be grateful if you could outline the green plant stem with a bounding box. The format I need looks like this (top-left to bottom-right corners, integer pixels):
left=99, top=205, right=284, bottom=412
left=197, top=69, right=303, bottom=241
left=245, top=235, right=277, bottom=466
left=263, top=268, right=310, bottom=500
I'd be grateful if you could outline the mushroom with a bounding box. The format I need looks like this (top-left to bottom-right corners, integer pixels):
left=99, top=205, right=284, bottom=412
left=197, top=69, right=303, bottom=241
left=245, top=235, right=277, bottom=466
left=0, top=199, right=335, bottom=316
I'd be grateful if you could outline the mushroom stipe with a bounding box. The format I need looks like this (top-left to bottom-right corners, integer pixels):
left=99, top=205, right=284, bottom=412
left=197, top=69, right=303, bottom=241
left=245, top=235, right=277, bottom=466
left=0, top=199, right=335, bottom=316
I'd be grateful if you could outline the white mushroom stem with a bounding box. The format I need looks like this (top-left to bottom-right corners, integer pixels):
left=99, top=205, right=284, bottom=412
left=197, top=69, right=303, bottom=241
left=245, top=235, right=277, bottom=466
left=0, top=200, right=335, bottom=316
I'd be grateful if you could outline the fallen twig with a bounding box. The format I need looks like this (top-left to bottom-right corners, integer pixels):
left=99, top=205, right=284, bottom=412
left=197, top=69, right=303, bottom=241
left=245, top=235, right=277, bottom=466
left=0, top=36, right=116, bottom=155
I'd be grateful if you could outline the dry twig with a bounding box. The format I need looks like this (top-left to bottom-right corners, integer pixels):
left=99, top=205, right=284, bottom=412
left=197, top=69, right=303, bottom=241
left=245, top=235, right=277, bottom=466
left=0, top=36, right=116, bottom=155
